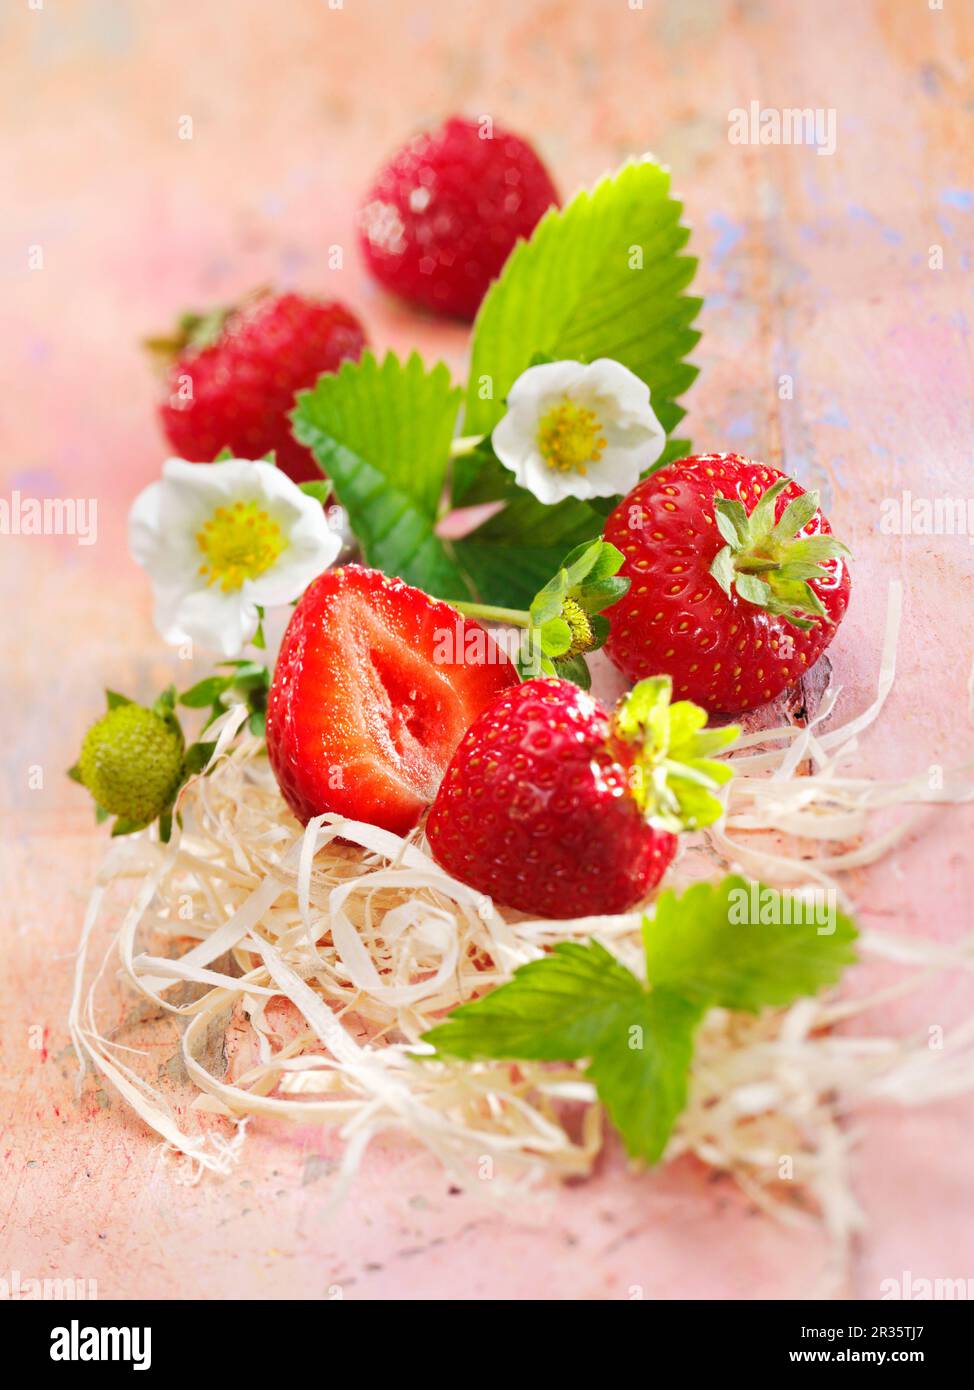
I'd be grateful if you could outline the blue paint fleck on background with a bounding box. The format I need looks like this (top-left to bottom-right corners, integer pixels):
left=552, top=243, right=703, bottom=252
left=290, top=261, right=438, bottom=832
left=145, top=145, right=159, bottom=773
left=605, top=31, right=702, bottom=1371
left=707, top=212, right=744, bottom=266
left=940, top=189, right=974, bottom=211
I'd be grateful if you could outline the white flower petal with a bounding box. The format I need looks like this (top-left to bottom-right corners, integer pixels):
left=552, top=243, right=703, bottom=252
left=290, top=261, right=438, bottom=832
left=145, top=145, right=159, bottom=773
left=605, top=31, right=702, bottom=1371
left=173, top=586, right=260, bottom=659
left=583, top=358, right=654, bottom=416
left=152, top=583, right=194, bottom=647
left=128, top=480, right=164, bottom=568
left=520, top=453, right=581, bottom=505
left=489, top=357, right=669, bottom=506
left=492, top=403, right=541, bottom=476
left=128, top=455, right=342, bottom=655
left=129, top=477, right=201, bottom=586
left=505, top=359, right=587, bottom=405
left=248, top=526, right=340, bottom=606
left=581, top=445, right=643, bottom=498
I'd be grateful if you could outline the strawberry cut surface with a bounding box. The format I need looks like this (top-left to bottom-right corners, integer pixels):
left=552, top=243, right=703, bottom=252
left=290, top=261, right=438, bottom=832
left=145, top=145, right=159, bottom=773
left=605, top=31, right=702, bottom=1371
left=266, top=566, right=518, bottom=834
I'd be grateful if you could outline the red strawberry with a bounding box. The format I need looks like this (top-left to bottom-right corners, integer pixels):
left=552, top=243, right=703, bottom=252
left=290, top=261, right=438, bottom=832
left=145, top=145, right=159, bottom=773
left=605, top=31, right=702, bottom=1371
left=266, top=565, right=518, bottom=835
left=603, top=454, right=852, bottom=715
left=155, top=291, right=366, bottom=484
left=427, top=676, right=737, bottom=920
left=358, top=116, right=559, bottom=321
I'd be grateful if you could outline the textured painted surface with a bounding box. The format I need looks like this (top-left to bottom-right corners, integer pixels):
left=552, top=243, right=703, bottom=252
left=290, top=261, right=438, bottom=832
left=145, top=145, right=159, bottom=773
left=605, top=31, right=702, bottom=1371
left=1, top=0, right=973, bottom=1300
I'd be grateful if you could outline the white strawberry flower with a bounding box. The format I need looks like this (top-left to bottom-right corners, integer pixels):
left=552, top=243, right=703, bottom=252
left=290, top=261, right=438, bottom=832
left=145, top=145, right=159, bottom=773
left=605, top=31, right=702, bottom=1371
left=129, top=458, right=340, bottom=657
left=491, top=358, right=666, bottom=505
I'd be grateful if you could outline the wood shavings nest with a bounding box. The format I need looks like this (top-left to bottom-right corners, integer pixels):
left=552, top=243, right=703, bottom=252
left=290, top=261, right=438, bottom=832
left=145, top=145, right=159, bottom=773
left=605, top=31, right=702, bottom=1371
left=69, top=581, right=974, bottom=1267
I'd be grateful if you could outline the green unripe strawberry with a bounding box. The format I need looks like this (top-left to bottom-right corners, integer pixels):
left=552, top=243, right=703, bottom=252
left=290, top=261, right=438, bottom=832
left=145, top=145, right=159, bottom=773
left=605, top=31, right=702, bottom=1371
left=78, top=701, right=185, bottom=829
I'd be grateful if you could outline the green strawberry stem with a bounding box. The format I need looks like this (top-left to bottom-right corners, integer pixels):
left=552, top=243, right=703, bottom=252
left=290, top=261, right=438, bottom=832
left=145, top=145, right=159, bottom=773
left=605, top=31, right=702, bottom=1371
left=450, top=600, right=532, bottom=627
left=709, top=476, right=851, bottom=630
left=451, top=539, right=630, bottom=687
left=612, top=676, right=739, bottom=833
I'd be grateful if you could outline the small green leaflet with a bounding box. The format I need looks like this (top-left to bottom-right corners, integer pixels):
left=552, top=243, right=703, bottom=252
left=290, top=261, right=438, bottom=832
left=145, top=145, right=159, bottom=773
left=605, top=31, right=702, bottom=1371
left=180, top=659, right=270, bottom=734
left=516, top=538, right=628, bottom=683
left=423, top=876, right=857, bottom=1164
left=643, top=876, right=858, bottom=1012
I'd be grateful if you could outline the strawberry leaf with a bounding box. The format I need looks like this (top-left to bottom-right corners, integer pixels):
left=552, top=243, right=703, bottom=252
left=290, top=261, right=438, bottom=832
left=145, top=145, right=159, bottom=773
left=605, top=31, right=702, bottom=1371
left=423, top=877, right=858, bottom=1165
left=423, top=939, right=704, bottom=1163
left=463, top=158, right=701, bottom=443
left=292, top=351, right=470, bottom=599
left=643, top=877, right=858, bottom=1013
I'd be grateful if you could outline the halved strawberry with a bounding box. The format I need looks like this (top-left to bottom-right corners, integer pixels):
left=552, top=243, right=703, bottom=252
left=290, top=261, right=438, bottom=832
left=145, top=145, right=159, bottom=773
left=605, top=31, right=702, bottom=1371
left=266, top=565, right=518, bottom=834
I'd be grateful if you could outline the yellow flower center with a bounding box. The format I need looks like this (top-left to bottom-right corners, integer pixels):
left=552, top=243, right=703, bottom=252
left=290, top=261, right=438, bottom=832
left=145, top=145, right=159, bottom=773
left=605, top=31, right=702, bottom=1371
left=196, top=500, right=286, bottom=592
left=537, top=400, right=607, bottom=475
left=562, top=597, right=595, bottom=656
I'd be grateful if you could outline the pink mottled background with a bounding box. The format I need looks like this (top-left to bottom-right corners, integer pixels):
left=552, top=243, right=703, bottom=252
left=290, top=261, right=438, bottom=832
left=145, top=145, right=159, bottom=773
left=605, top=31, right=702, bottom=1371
left=1, top=0, right=973, bottom=1300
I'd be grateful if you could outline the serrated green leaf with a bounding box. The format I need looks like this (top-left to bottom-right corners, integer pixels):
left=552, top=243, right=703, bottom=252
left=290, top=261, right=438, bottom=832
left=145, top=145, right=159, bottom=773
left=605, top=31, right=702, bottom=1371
left=589, top=987, right=702, bottom=1163
left=643, top=876, right=858, bottom=1013
left=424, top=879, right=857, bottom=1165
left=452, top=486, right=607, bottom=608
left=105, top=690, right=132, bottom=710
left=423, top=939, right=702, bottom=1164
left=464, top=159, right=701, bottom=441
left=292, top=351, right=469, bottom=599
left=424, top=939, right=642, bottom=1060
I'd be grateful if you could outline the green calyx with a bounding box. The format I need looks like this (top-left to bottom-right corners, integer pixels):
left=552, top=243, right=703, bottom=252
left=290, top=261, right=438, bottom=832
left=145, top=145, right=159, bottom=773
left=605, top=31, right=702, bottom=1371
left=522, top=538, right=630, bottom=689
left=143, top=288, right=270, bottom=366
left=72, top=690, right=185, bottom=838
left=612, top=676, right=739, bottom=833
left=709, top=477, right=850, bottom=631
left=143, top=308, right=232, bottom=366
left=451, top=538, right=630, bottom=691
